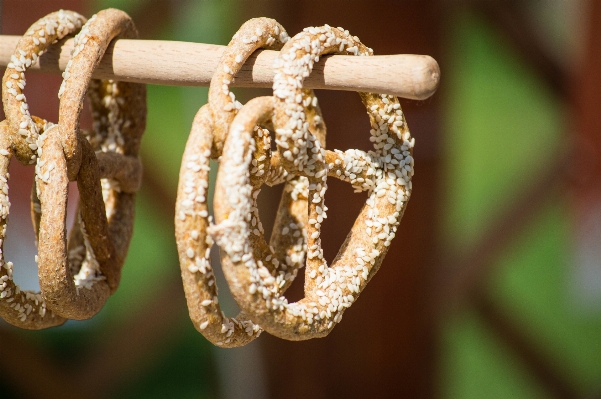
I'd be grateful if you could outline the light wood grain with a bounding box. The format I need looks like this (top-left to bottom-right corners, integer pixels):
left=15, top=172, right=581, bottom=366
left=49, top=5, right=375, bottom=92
left=0, top=35, right=440, bottom=100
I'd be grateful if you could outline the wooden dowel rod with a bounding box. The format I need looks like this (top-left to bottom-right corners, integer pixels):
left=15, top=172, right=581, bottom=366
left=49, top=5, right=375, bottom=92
left=0, top=35, right=440, bottom=100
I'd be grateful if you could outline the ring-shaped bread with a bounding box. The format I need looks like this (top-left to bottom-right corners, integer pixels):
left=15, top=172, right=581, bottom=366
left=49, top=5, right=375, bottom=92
left=177, top=18, right=290, bottom=347
left=35, top=9, right=146, bottom=320
left=213, top=26, right=414, bottom=340
left=176, top=18, right=325, bottom=347
left=0, top=10, right=142, bottom=327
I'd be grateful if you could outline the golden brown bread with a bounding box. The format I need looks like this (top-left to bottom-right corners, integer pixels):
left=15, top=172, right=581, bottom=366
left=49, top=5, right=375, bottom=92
left=176, top=18, right=324, bottom=347
left=0, top=9, right=146, bottom=328
left=213, top=26, right=414, bottom=340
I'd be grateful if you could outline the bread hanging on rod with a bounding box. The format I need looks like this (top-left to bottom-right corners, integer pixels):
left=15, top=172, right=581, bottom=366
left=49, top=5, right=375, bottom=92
left=0, top=34, right=440, bottom=100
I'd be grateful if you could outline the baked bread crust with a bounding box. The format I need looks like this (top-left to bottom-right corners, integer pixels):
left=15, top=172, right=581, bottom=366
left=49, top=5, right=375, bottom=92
left=176, top=18, right=325, bottom=347
left=38, top=9, right=146, bottom=320
left=0, top=9, right=146, bottom=328
left=0, top=11, right=87, bottom=329
left=213, top=26, right=414, bottom=341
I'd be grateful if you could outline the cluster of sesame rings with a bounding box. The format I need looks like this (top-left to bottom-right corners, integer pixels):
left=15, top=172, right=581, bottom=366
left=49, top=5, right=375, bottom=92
left=176, top=18, right=321, bottom=347
left=213, top=26, right=414, bottom=341
left=37, top=8, right=146, bottom=320
left=0, top=9, right=146, bottom=328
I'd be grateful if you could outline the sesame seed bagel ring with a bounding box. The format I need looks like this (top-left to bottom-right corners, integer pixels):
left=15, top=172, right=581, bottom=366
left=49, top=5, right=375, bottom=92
left=177, top=106, right=263, bottom=347
left=214, top=27, right=414, bottom=341
left=180, top=97, right=323, bottom=347
left=176, top=18, right=323, bottom=347
left=36, top=9, right=146, bottom=320
left=0, top=10, right=93, bottom=329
